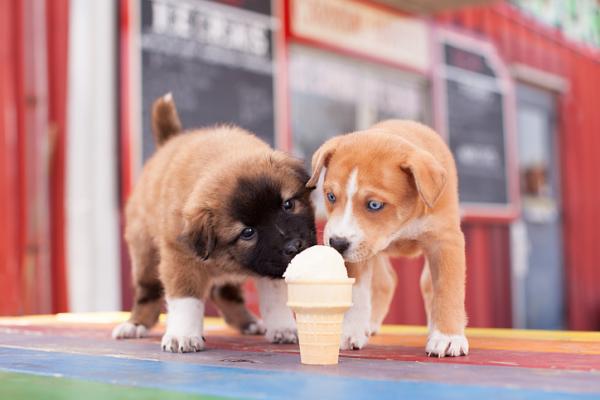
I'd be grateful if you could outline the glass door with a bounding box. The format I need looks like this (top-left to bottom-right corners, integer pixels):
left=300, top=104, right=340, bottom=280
left=512, top=84, right=564, bottom=329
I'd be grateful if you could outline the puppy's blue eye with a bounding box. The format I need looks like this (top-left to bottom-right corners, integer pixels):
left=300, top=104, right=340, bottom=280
left=240, top=227, right=256, bottom=240
left=367, top=200, right=384, bottom=211
left=327, top=192, right=336, bottom=203
left=282, top=199, right=295, bottom=211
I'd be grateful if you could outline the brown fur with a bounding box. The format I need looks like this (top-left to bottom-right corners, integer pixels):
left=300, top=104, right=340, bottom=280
left=308, top=120, right=467, bottom=354
left=123, top=96, right=315, bottom=337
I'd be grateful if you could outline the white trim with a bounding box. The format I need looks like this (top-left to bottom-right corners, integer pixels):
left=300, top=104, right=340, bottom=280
left=510, top=63, right=568, bottom=93
left=509, top=220, right=529, bottom=329
left=66, top=0, right=121, bottom=311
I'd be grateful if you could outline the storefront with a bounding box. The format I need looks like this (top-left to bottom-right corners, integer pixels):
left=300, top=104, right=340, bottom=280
left=114, top=0, right=600, bottom=329
left=5, top=0, right=597, bottom=329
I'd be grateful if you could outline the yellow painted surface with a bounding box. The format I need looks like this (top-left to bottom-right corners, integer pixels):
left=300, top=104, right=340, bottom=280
left=378, top=324, right=600, bottom=342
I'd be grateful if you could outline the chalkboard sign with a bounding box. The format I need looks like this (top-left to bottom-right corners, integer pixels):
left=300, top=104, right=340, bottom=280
left=437, top=33, right=517, bottom=217
left=139, top=0, right=276, bottom=160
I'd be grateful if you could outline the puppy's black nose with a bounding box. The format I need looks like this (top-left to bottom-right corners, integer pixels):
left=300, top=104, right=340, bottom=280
left=329, top=236, right=350, bottom=254
left=284, top=239, right=304, bottom=256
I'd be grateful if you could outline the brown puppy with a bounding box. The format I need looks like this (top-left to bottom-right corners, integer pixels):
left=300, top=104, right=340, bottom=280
left=113, top=94, right=316, bottom=352
left=307, top=120, right=468, bottom=357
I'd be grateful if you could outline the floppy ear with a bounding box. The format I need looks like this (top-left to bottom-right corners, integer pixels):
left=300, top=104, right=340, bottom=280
left=306, top=136, right=341, bottom=189
left=271, top=151, right=311, bottom=185
left=180, top=208, right=216, bottom=260
left=401, top=149, right=448, bottom=209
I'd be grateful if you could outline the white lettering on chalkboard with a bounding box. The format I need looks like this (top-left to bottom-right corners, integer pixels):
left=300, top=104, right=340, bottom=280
left=152, top=1, right=170, bottom=33
left=150, top=0, right=270, bottom=58
left=456, top=144, right=500, bottom=170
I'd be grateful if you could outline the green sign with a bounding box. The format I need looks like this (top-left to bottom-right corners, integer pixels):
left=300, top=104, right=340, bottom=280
left=511, top=0, right=600, bottom=47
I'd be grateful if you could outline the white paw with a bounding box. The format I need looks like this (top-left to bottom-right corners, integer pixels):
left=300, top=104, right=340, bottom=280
left=112, top=322, right=148, bottom=339
left=425, top=329, right=469, bottom=357
left=266, top=327, right=298, bottom=344
left=161, top=334, right=205, bottom=353
left=369, top=322, right=381, bottom=336
left=242, top=320, right=266, bottom=336
left=340, top=327, right=370, bottom=350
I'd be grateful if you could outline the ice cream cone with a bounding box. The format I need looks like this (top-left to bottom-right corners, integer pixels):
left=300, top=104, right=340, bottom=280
left=287, top=279, right=355, bottom=365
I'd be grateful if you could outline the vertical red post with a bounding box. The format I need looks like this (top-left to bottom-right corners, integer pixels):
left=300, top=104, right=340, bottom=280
left=119, top=0, right=134, bottom=310
left=21, top=0, right=53, bottom=314
left=46, top=0, right=70, bottom=313
left=0, top=0, right=23, bottom=315
left=275, top=0, right=292, bottom=151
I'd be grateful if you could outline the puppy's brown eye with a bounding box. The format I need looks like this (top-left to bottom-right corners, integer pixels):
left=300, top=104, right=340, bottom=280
left=240, top=227, right=256, bottom=240
left=282, top=199, right=295, bottom=211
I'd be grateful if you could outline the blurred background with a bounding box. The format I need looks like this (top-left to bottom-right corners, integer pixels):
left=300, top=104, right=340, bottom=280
left=1, top=0, right=599, bottom=331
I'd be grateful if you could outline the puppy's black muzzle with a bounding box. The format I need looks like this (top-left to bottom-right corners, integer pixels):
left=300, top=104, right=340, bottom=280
left=283, top=238, right=306, bottom=256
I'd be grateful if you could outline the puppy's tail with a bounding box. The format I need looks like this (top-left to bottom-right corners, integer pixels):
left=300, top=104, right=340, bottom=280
left=151, top=92, right=182, bottom=147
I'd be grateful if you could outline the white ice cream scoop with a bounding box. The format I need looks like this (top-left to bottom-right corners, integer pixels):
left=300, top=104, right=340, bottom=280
left=284, top=245, right=354, bottom=365
left=283, top=245, right=348, bottom=281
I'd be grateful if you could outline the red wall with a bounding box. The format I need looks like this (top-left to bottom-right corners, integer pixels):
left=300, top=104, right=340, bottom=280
left=386, top=223, right=512, bottom=327
left=0, top=0, right=69, bottom=315
left=0, top=0, right=23, bottom=315
left=436, top=3, right=600, bottom=330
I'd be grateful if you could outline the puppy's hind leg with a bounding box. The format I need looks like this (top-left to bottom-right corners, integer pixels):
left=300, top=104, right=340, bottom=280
left=210, top=282, right=265, bottom=335
left=113, top=242, right=163, bottom=339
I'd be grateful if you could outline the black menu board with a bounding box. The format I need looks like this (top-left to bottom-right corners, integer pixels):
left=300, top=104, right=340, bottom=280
left=442, top=42, right=511, bottom=208
left=139, top=0, right=276, bottom=160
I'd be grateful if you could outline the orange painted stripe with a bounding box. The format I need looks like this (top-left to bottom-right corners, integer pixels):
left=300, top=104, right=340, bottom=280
left=368, top=334, right=600, bottom=355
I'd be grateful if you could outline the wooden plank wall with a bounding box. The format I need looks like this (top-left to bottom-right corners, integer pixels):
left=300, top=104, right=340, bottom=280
left=0, top=0, right=69, bottom=315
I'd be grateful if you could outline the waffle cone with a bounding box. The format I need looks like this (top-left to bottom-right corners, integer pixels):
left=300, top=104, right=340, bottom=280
left=286, top=279, right=355, bottom=365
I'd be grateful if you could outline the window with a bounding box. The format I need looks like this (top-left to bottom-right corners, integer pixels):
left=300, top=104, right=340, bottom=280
left=289, top=45, right=429, bottom=166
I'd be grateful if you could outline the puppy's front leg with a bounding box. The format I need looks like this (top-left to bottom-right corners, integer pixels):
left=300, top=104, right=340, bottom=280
left=423, top=233, right=469, bottom=357
left=256, top=277, right=298, bottom=344
left=162, top=297, right=206, bottom=353
left=159, top=253, right=210, bottom=353
left=341, top=262, right=373, bottom=350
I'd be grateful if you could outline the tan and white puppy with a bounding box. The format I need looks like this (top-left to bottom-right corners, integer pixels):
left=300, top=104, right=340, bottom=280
left=307, top=120, right=468, bottom=357
left=112, top=94, right=316, bottom=352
